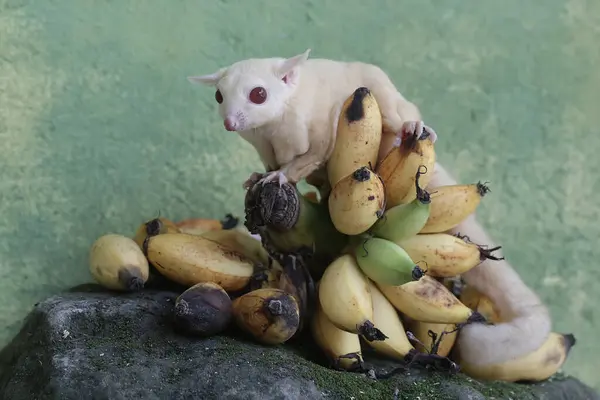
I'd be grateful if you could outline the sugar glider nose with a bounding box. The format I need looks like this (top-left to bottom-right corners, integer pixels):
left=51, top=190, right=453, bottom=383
left=224, top=117, right=237, bottom=131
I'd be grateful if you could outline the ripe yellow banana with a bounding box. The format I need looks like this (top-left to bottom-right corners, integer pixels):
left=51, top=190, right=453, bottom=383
left=404, top=317, right=458, bottom=358
left=371, top=165, right=431, bottom=243
left=145, top=232, right=255, bottom=292
left=327, top=86, right=383, bottom=186
left=378, top=275, right=480, bottom=324
left=328, top=166, right=385, bottom=235
left=311, top=291, right=364, bottom=371
left=456, top=332, right=576, bottom=382
left=395, top=233, right=503, bottom=278
left=353, top=236, right=423, bottom=286
left=173, top=282, right=233, bottom=337
left=376, top=131, right=436, bottom=208
left=318, top=254, right=386, bottom=341
left=89, top=233, right=149, bottom=292
left=133, top=217, right=180, bottom=249
left=364, top=280, right=414, bottom=360
left=420, top=182, right=490, bottom=234
left=459, top=284, right=503, bottom=324
left=199, top=228, right=274, bottom=268
left=231, top=288, right=300, bottom=345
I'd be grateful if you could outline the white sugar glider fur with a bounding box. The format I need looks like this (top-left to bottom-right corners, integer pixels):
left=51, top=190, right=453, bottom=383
left=188, top=49, right=552, bottom=365
left=187, top=49, right=424, bottom=185
left=425, top=162, right=552, bottom=365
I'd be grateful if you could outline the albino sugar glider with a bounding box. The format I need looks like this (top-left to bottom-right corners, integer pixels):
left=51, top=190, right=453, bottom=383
left=187, top=49, right=552, bottom=367
left=187, top=49, right=436, bottom=188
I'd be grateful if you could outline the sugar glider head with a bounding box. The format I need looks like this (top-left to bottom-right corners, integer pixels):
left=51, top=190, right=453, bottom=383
left=188, top=49, right=311, bottom=132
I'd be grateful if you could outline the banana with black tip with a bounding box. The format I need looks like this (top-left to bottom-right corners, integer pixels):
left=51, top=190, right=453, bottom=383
left=378, top=275, right=482, bottom=324
left=231, top=288, right=300, bottom=345
left=145, top=232, right=255, bottom=292
left=364, top=280, right=415, bottom=360
left=395, top=233, right=504, bottom=278
left=353, top=236, right=424, bottom=286
left=376, top=130, right=436, bottom=208
left=173, top=282, right=233, bottom=337
left=456, top=332, right=576, bottom=382
left=327, top=87, right=383, bottom=186
left=89, top=234, right=150, bottom=292
left=318, top=254, right=387, bottom=341
left=328, top=166, right=385, bottom=236
left=420, top=182, right=490, bottom=234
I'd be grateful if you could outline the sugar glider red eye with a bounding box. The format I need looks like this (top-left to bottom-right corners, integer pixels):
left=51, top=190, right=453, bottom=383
left=249, top=87, right=267, bottom=104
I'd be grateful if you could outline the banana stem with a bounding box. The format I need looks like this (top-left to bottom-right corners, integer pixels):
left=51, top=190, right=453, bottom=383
left=117, top=267, right=145, bottom=291
left=360, top=321, right=388, bottom=342
left=453, top=233, right=505, bottom=262
left=220, top=213, right=240, bottom=229
left=244, top=181, right=349, bottom=270
left=266, top=299, right=283, bottom=315
left=476, top=181, right=491, bottom=197
left=369, top=164, right=431, bottom=242
left=414, top=165, right=431, bottom=204
left=352, top=166, right=372, bottom=182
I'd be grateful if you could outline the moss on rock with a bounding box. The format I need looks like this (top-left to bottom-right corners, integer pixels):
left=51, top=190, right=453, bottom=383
left=0, top=285, right=597, bottom=400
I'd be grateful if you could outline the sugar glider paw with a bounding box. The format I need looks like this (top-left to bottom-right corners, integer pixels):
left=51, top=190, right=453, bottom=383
left=399, top=120, right=438, bottom=144
left=258, top=170, right=289, bottom=187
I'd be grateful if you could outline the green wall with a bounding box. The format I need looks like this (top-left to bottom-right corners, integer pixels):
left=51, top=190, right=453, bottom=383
left=1, top=0, right=598, bottom=391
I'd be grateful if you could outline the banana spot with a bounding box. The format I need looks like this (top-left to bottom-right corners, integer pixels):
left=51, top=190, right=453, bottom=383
left=345, top=87, right=370, bottom=123
left=352, top=166, right=371, bottom=182
left=220, top=247, right=253, bottom=264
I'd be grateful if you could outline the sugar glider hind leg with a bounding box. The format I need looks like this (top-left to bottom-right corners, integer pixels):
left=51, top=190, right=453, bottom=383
left=427, top=162, right=552, bottom=365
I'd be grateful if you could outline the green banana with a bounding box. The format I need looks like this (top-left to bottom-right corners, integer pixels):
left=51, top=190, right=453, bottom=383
left=353, top=236, right=424, bottom=286
left=370, top=165, right=431, bottom=242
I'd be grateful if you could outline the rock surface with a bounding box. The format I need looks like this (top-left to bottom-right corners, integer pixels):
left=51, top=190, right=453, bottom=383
left=0, top=284, right=597, bottom=400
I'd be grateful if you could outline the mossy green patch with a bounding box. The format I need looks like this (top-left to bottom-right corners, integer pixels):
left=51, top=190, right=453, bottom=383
left=1, top=286, right=597, bottom=399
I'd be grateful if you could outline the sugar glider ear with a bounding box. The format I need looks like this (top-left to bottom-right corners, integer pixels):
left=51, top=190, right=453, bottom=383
left=187, top=67, right=228, bottom=86
left=278, top=49, right=311, bottom=85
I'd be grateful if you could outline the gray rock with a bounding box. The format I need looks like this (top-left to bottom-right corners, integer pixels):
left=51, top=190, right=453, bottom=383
left=0, top=284, right=597, bottom=400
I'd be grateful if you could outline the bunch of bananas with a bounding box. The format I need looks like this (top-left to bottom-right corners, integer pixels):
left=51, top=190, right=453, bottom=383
left=312, top=87, right=574, bottom=382
left=89, top=211, right=318, bottom=344
left=87, top=87, right=575, bottom=385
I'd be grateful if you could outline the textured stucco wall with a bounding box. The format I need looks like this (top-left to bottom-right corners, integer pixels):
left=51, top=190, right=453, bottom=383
left=1, top=0, right=599, bottom=391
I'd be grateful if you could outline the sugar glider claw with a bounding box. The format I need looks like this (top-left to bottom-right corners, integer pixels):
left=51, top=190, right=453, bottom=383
left=400, top=121, right=438, bottom=144
left=258, top=170, right=289, bottom=187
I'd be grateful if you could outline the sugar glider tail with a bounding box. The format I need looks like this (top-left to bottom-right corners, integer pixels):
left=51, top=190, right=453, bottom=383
left=455, top=236, right=552, bottom=365
left=428, top=162, right=553, bottom=366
